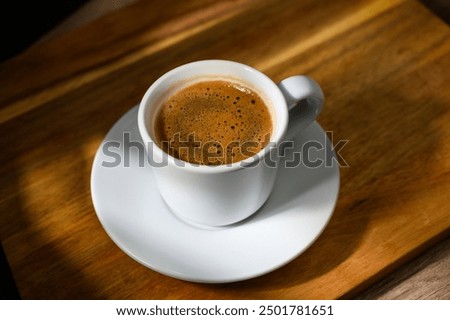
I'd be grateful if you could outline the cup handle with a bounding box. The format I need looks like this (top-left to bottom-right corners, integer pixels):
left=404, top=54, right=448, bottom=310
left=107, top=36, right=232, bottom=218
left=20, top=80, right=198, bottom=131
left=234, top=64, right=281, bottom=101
left=277, top=75, right=324, bottom=140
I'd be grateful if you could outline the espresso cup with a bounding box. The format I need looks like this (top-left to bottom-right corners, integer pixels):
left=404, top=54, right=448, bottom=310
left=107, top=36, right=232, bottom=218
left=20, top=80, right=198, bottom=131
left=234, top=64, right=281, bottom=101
left=138, top=60, right=324, bottom=226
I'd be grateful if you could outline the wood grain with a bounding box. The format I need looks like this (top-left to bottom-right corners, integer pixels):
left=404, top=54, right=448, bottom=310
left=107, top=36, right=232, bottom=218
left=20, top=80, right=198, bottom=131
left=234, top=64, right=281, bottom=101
left=357, top=237, right=450, bottom=299
left=1, top=0, right=450, bottom=299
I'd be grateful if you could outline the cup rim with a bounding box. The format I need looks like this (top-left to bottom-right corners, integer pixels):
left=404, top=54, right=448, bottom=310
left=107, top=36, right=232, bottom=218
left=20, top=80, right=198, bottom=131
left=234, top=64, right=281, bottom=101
left=138, top=60, right=288, bottom=173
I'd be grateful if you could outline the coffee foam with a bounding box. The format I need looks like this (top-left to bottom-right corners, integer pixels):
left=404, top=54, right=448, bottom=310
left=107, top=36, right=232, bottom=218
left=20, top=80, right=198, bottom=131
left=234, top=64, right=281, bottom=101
left=154, top=80, right=273, bottom=165
left=154, top=80, right=272, bottom=165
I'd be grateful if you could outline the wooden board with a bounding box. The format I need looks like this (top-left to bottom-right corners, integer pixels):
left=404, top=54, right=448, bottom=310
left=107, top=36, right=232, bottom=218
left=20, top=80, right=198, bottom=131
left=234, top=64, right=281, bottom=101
left=357, top=237, right=450, bottom=299
left=1, top=0, right=449, bottom=299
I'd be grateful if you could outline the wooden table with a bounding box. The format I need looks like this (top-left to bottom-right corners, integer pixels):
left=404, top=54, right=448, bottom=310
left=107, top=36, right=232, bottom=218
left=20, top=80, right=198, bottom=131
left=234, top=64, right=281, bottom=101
left=1, top=0, right=449, bottom=299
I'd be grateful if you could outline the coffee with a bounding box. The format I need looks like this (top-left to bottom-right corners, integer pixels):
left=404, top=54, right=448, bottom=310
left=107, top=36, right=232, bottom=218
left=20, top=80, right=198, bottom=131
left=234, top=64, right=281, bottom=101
left=154, top=80, right=272, bottom=165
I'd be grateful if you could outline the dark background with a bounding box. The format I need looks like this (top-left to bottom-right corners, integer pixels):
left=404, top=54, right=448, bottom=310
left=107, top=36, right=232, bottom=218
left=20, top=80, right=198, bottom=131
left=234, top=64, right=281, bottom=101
left=0, top=1, right=87, bottom=62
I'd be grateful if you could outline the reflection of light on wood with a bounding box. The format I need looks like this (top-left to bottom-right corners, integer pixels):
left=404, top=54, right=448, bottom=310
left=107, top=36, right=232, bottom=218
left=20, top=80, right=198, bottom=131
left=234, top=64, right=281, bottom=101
left=257, top=0, right=405, bottom=72
left=0, top=1, right=254, bottom=125
left=16, top=135, right=104, bottom=236
left=7, top=134, right=110, bottom=292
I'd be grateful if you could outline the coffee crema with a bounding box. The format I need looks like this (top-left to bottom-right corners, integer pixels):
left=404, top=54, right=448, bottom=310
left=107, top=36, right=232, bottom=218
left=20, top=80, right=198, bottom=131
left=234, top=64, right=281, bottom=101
left=154, top=80, right=272, bottom=165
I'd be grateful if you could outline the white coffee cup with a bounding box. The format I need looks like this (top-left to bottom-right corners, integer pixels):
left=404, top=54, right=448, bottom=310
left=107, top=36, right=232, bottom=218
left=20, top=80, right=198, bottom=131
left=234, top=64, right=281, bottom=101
left=138, top=60, right=324, bottom=227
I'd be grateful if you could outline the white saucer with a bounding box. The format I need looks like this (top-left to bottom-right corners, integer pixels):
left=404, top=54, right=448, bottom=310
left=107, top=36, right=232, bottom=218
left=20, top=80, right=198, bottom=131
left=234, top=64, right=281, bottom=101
left=91, top=106, right=340, bottom=283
